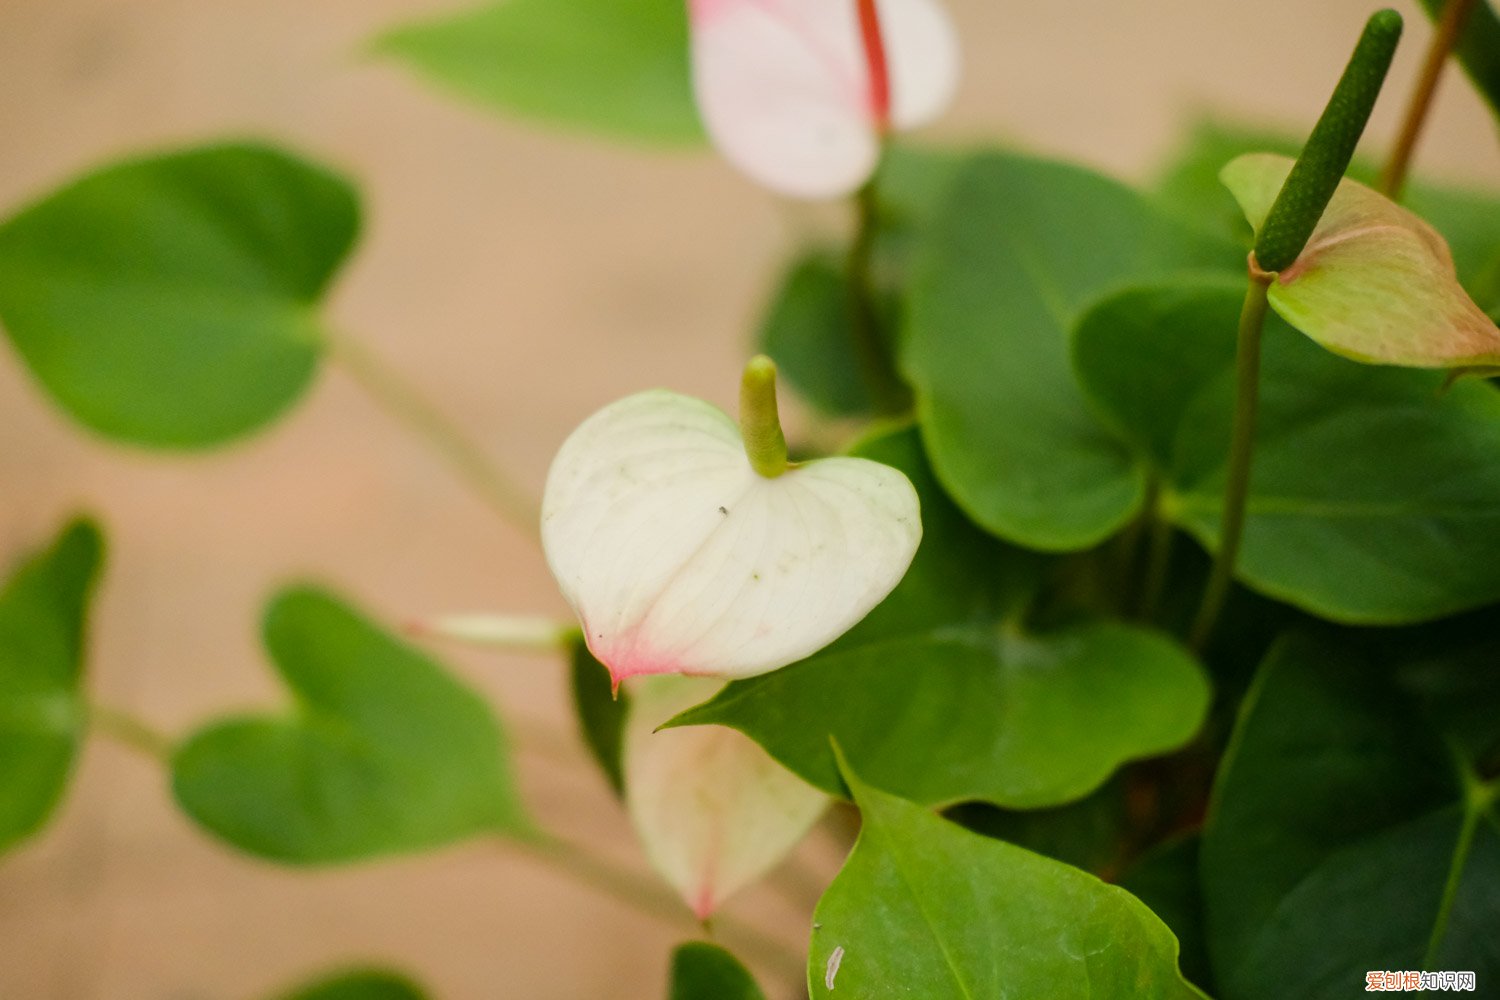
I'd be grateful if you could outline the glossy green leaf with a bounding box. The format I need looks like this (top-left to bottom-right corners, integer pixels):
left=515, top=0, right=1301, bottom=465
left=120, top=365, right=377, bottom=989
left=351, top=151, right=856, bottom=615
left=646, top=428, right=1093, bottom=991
left=0, top=144, right=356, bottom=448
left=808, top=756, right=1206, bottom=999
left=669, top=427, right=1209, bottom=809
left=1073, top=280, right=1500, bottom=623
left=667, top=942, right=766, bottom=1000
left=1154, top=119, right=1500, bottom=310
left=1201, top=633, right=1500, bottom=999
left=272, top=968, right=428, bottom=1000
left=374, top=0, right=702, bottom=145
left=1420, top=0, right=1500, bottom=123
left=172, top=587, right=528, bottom=864
left=903, top=150, right=1239, bottom=550
left=569, top=636, right=628, bottom=796
left=0, top=520, right=102, bottom=855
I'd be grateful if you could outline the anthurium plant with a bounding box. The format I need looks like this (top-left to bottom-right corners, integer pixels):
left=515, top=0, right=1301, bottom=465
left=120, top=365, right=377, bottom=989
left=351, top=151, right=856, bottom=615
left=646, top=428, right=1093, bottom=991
left=3, top=1, right=1500, bottom=998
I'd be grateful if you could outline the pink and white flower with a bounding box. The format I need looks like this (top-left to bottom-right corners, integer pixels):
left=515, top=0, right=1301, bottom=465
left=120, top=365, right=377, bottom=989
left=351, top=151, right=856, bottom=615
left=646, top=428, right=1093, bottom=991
left=622, top=675, right=827, bottom=918
left=688, top=0, right=960, bottom=198
left=541, top=381, right=920, bottom=688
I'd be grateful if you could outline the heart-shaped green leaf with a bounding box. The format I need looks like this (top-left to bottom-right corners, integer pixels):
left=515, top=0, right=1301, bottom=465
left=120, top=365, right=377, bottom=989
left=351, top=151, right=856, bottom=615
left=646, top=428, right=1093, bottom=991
left=0, top=519, right=103, bottom=855
left=271, top=968, right=428, bottom=1000
left=669, top=427, right=1209, bottom=809
left=0, top=144, right=357, bottom=448
left=172, top=587, right=528, bottom=864
left=1072, top=279, right=1500, bottom=623
left=1201, top=633, right=1500, bottom=999
left=903, top=149, right=1240, bottom=550
left=373, top=0, right=702, bottom=145
left=668, top=942, right=766, bottom=1000
left=808, top=754, right=1206, bottom=998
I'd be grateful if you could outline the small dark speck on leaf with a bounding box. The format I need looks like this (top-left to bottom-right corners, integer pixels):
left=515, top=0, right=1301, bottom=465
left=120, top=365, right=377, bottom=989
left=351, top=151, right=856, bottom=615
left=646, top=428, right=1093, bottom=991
left=718, top=506, right=729, bottom=515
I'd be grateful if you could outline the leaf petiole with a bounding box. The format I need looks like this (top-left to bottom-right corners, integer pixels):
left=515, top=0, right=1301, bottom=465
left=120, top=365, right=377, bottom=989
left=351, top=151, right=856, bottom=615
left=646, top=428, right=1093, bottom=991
left=1189, top=272, right=1271, bottom=652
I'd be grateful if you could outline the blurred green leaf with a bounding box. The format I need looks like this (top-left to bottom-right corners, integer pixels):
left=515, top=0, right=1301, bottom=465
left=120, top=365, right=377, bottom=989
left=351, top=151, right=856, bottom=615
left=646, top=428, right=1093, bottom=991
left=172, top=587, right=528, bottom=863
left=1119, top=835, right=1213, bottom=993
left=1394, top=626, right=1500, bottom=768
left=808, top=756, right=1206, bottom=999
left=945, top=776, right=1130, bottom=876
left=757, top=147, right=969, bottom=418
left=569, top=636, right=628, bottom=796
left=755, top=251, right=875, bottom=417
left=1154, top=119, right=1500, bottom=310
left=1073, top=279, right=1500, bottom=623
left=668, top=942, right=766, bottom=1000
left=374, top=0, right=703, bottom=145
left=669, top=427, right=1208, bottom=809
left=0, top=144, right=356, bottom=448
left=272, top=968, right=428, bottom=1000
left=1201, top=632, right=1500, bottom=999
left=1419, top=0, right=1500, bottom=124
left=0, top=519, right=102, bottom=855
left=904, top=150, right=1239, bottom=551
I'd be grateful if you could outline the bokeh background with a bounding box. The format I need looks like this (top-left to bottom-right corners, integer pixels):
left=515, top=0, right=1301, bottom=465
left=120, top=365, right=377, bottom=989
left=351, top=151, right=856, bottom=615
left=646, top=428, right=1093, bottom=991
left=1, top=1, right=1496, bottom=997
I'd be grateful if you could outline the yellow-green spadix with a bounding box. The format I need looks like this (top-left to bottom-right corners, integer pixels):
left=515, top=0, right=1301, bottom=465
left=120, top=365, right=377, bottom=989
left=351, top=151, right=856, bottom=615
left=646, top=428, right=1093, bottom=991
left=541, top=357, right=921, bottom=688
left=1222, top=152, right=1500, bottom=369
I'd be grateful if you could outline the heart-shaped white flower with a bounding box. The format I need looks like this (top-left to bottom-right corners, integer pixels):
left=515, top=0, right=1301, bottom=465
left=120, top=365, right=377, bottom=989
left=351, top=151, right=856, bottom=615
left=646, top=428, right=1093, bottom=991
left=689, top=0, right=960, bottom=199
left=623, top=675, right=828, bottom=918
left=542, top=362, right=920, bottom=686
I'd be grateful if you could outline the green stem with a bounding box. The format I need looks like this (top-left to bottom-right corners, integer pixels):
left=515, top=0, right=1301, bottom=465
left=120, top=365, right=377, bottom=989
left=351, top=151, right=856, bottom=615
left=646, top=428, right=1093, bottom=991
left=1424, top=747, right=1498, bottom=969
left=329, top=334, right=541, bottom=542
left=89, top=704, right=173, bottom=762
left=1381, top=0, right=1477, bottom=198
left=1137, top=500, right=1176, bottom=623
left=515, top=835, right=803, bottom=979
left=1190, top=275, right=1272, bottom=652
left=847, top=179, right=912, bottom=416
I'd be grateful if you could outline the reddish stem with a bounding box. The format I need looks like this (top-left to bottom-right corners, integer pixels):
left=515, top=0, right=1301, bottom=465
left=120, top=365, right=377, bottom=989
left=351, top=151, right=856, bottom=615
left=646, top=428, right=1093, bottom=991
left=856, top=0, right=892, bottom=130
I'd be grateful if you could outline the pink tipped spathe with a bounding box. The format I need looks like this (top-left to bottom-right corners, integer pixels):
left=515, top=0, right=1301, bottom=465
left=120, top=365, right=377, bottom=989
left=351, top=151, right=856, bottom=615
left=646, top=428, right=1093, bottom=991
left=688, top=0, right=960, bottom=199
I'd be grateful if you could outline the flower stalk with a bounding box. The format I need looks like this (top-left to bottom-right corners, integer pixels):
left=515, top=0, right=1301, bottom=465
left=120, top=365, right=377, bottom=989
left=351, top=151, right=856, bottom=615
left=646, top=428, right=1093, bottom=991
left=330, top=333, right=541, bottom=541
left=1190, top=271, right=1271, bottom=652
left=1381, top=0, right=1478, bottom=198
left=1192, top=9, right=1403, bottom=650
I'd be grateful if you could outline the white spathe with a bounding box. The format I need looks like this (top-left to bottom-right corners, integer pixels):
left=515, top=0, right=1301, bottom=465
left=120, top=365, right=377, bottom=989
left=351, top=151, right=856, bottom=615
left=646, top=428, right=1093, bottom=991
left=688, top=0, right=960, bottom=199
left=542, top=389, right=920, bottom=685
left=623, top=675, right=828, bottom=918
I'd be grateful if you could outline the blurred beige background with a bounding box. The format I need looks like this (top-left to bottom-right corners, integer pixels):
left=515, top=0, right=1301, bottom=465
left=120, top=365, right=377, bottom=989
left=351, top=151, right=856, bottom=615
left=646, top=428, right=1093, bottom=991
left=0, top=1, right=1496, bottom=998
